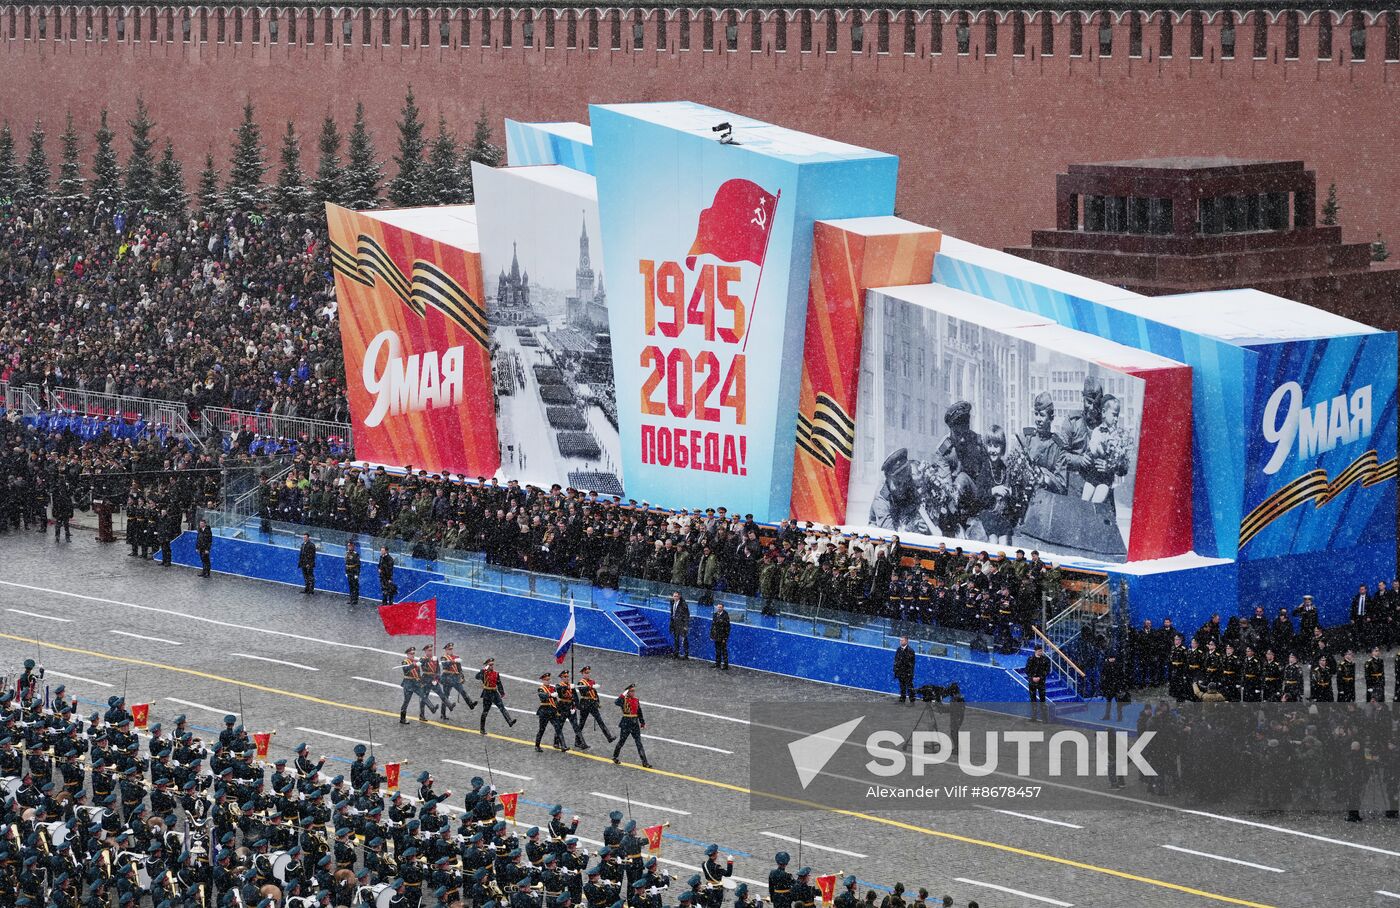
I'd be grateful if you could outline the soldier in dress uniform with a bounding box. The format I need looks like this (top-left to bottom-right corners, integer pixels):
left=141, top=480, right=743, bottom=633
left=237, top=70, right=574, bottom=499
left=1220, top=643, right=1241, bottom=701
left=438, top=644, right=479, bottom=712
left=380, top=546, right=398, bottom=606
left=1024, top=645, right=1051, bottom=723
left=420, top=645, right=451, bottom=717
left=475, top=659, right=516, bottom=735
left=699, top=844, right=732, bottom=908
left=1310, top=656, right=1335, bottom=702
left=1365, top=646, right=1387, bottom=702
left=1336, top=649, right=1358, bottom=702
left=535, top=673, right=568, bottom=753
left=767, top=852, right=793, bottom=908
left=400, top=647, right=439, bottom=724
left=1262, top=648, right=1283, bottom=701
left=1241, top=646, right=1262, bottom=702
left=575, top=668, right=615, bottom=745
left=611, top=684, right=650, bottom=768
left=1281, top=652, right=1304, bottom=701
left=555, top=671, right=586, bottom=751
left=196, top=519, right=214, bottom=578
left=833, top=876, right=860, bottom=908
left=345, top=540, right=363, bottom=606
left=1167, top=634, right=1189, bottom=701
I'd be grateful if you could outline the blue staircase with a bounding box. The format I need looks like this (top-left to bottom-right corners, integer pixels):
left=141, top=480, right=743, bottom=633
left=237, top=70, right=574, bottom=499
left=611, top=607, right=672, bottom=657
left=1014, top=645, right=1080, bottom=702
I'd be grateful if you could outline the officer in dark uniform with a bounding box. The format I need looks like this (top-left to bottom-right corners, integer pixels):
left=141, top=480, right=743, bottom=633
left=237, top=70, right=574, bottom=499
left=1262, top=648, right=1283, bottom=701
left=1184, top=638, right=1205, bottom=691
left=1365, top=646, right=1387, bottom=701
left=1167, top=634, right=1188, bottom=701
left=611, top=684, right=650, bottom=767
left=619, top=821, right=645, bottom=892
left=832, top=876, right=860, bottom=908
left=1281, top=652, right=1304, bottom=701
left=298, top=533, right=317, bottom=594
left=380, top=546, right=397, bottom=606
left=1336, top=649, right=1358, bottom=702
left=535, top=673, right=568, bottom=753
left=1219, top=643, right=1241, bottom=701
left=1241, top=646, right=1262, bottom=702
left=767, top=852, right=794, bottom=908
left=420, top=645, right=450, bottom=716
left=195, top=519, right=214, bottom=577
left=791, top=868, right=817, bottom=908
left=345, top=540, right=362, bottom=606
left=1025, top=645, right=1051, bottom=723
left=1310, top=656, right=1335, bottom=702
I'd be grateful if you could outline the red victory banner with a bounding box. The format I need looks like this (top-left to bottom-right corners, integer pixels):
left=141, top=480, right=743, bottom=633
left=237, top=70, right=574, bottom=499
left=644, top=823, right=668, bottom=853
left=686, top=179, right=779, bottom=270
left=252, top=732, right=273, bottom=760
left=130, top=703, right=150, bottom=730
left=816, top=875, right=839, bottom=905
left=384, top=763, right=401, bottom=791
left=499, top=791, right=520, bottom=822
left=379, top=598, right=438, bottom=637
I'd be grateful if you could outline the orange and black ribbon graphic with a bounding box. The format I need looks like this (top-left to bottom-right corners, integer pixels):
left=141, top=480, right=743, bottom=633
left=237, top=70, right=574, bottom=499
left=1239, top=448, right=1397, bottom=548
left=331, top=235, right=489, bottom=350
left=796, top=392, right=856, bottom=469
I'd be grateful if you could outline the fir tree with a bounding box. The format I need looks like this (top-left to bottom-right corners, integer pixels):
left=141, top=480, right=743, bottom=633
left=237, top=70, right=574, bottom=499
left=274, top=121, right=312, bottom=215
left=21, top=118, right=50, bottom=206
left=0, top=124, right=20, bottom=203
left=154, top=139, right=188, bottom=217
left=56, top=114, right=85, bottom=204
left=424, top=114, right=466, bottom=205
left=224, top=101, right=269, bottom=212
left=310, top=114, right=344, bottom=206
left=462, top=105, right=502, bottom=203
left=90, top=110, right=123, bottom=209
left=388, top=87, right=428, bottom=207
left=124, top=97, right=158, bottom=210
left=196, top=153, right=221, bottom=217
left=1321, top=182, right=1340, bottom=226
left=343, top=102, right=383, bottom=211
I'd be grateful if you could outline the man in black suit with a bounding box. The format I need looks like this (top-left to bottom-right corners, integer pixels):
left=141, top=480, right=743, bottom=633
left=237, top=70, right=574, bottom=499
left=379, top=546, right=397, bottom=606
left=195, top=519, right=214, bottom=577
left=893, top=636, right=916, bottom=703
left=1351, top=583, right=1374, bottom=648
left=710, top=603, right=732, bottom=670
left=298, top=533, right=317, bottom=594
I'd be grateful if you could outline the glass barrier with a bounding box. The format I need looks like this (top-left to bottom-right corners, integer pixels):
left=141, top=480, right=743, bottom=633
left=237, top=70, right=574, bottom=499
left=201, top=508, right=1021, bottom=667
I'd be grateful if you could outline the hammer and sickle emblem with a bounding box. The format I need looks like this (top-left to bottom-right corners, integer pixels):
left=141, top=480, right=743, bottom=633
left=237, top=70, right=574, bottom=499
left=751, top=201, right=768, bottom=230
left=417, top=606, right=429, bottom=621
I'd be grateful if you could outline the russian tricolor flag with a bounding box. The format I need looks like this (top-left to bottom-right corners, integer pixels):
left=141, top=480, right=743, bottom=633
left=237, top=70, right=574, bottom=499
left=554, top=601, right=577, bottom=664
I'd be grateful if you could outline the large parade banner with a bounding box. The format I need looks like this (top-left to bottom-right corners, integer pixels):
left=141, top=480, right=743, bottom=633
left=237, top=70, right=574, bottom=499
left=591, top=102, right=898, bottom=520
left=326, top=204, right=500, bottom=476
left=471, top=164, right=623, bottom=495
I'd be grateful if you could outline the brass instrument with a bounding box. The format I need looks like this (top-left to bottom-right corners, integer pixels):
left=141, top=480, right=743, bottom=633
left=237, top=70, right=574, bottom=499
left=37, top=824, right=51, bottom=857
left=198, top=883, right=208, bottom=908
left=99, top=846, right=114, bottom=882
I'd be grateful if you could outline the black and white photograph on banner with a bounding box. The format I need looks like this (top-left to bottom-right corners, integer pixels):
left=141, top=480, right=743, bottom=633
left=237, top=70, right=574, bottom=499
left=846, top=286, right=1145, bottom=561
left=472, top=163, right=624, bottom=496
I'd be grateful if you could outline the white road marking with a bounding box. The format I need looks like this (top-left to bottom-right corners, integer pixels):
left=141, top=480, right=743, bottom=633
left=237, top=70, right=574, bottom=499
left=974, top=805, right=1084, bottom=829
left=953, top=878, right=1073, bottom=907
left=442, top=759, right=532, bottom=781
left=232, top=652, right=319, bottom=671
left=1159, top=844, right=1285, bottom=873
left=589, top=792, right=690, bottom=816
left=353, top=676, right=402, bottom=689
left=46, top=670, right=114, bottom=688
left=1376, top=891, right=1400, bottom=901
left=6, top=607, right=72, bottom=622
left=112, top=630, right=184, bottom=646
left=166, top=697, right=238, bottom=718
left=295, top=727, right=382, bottom=747
left=501, top=706, right=731, bottom=754
left=759, top=831, right=866, bottom=858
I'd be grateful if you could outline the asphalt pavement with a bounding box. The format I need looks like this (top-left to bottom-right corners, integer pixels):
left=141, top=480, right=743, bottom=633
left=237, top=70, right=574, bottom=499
left=1, top=529, right=1397, bottom=907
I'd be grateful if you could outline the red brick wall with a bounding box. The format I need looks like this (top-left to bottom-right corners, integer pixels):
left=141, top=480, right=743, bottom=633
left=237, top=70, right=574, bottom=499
left=2, top=6, right=1397, bottom=253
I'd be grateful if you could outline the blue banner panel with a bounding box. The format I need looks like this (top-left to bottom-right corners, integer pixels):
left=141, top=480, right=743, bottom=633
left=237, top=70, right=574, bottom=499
left=504, top=120, right=594, bottom=175
left=591, top=102, right=898, bottom=520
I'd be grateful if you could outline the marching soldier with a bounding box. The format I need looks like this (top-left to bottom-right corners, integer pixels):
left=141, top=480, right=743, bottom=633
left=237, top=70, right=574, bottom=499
left=535, top=673, right=569, bottom=753
left=575, top=667, right=615, bottom=745
left=791, top=868, right=818, bottom=908
left=555, top=671, right=586, bottom=751
left=1365, top=646, right=1387, bottom=702
left=611, top=684, right=651, bottom=767
left=345, top=540, right=363, bottom=606
left=619, top=821, right=645, bottom=892
left=475, top=658, right=516, bottom=735
left=439, top=643, right=479, bottom=711
left=400, top=646, right=439, bottom=724
left=700, top=845, right=732, bottom=908
left=380, top=546, right=398, bottom=606
left=420, top=645, right=450, bottom=716
left=299, top=533, right=318, bottom=595
left=833, top=876, right=860, bottom=908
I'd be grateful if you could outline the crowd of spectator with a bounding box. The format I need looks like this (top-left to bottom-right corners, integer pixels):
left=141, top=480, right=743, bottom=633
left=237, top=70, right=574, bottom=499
left=0, top=202, right=344, bottom=422
left=260, top=459, right=1071, bottom=638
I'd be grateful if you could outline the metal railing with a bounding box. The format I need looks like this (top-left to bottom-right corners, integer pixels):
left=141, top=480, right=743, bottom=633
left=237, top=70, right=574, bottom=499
left=1032, top=624, right=1086, bottom=699
left=0, top=382, right=40, bottom=416
left=203, top=406, right=353, bottom=453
